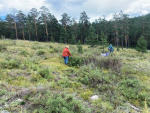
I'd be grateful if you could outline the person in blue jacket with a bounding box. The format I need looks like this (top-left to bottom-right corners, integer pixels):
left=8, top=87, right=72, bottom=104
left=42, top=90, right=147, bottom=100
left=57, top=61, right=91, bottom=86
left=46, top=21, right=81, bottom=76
left=108, top=44, right=114, bottom=53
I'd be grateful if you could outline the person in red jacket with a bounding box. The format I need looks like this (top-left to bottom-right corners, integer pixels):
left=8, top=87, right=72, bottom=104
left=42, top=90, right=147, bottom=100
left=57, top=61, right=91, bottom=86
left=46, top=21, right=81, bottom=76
left=62, top=46, right=71, bottom=65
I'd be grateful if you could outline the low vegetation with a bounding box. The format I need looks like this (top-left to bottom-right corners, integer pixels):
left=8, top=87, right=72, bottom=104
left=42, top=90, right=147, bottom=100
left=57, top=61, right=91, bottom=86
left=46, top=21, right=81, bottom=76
left=0, top=39, right=150, bottom=112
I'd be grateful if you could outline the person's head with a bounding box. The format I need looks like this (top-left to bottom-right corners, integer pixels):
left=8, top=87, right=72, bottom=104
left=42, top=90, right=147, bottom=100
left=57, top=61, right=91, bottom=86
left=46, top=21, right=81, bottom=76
left=110, top=44, right=112, bottom=46
left=65, top=46, right=69, bottom=49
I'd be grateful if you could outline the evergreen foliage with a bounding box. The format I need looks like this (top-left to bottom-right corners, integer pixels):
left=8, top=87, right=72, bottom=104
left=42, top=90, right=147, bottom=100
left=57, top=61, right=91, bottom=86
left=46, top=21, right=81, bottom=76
left=86, top=25, right=97, bottom=47
left=1, top=7, right=150, bottom=49
left=100, top=31, right=108, bottom=52
left=136, top=35, right=147, bottom=53
left=76, top=40, right=83, bottom=53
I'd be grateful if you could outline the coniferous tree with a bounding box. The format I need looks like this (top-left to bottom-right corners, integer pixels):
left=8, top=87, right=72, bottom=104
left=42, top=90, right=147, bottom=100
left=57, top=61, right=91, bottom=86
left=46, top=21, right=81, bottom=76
left=72, top=18, right=78, bottom=42
left=60, top=13, right=71, bottom=43
left=16, top=11, right=26, bottom=40
left=59, top=27, right=65, bottom=43
left=5, top=14, right=15, bottom=39
left=11, top=8, right=18, bottom=40
left=100, top=31, right=108, bottom=52
left=29, top=8, right=39, bottom=41
left=136, top=35, right=147, bottom=53
left=86, top=25, right=97, bottom=47
left=69, top=35, right=76, bottom=44
left=39, top=6, right=50, bottom=41
left=79, top=11, right=90, bottom=44
left=25, top=15, right=34, bottom=41
left=77, top=40, right=83, bottom=53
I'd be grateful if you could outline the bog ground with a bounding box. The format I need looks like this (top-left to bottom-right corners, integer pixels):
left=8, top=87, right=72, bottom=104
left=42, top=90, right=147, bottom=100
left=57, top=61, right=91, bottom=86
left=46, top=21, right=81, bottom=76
left=0, top=39, right=150, bottom=113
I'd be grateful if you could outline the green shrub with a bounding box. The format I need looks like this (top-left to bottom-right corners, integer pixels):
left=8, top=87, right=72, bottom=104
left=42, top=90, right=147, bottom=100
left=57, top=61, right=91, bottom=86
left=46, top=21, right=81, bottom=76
left=68, top=56, right=84, bottom=67
left=29, top=92, right=91, bottom=113
left=119, top=78, right=141, bottom=100
left=99, top=56, right=122, bottom=72
left=82, top=55, right=122, bottom=73
left=77, top=40, right=83, bottom=53
left=20, top=101, right=26, bottom=105
left=11, top=40, right=16, bottom=45
left=30, top=65, right=39, bottom=71
left=117, top=46, right=119, bottom=51
left=9, top=59, right=21, bottom=68
left=49, top=49, right=55, bottom=53
left=136, top=35, right=147, bottom=53
left=0, top=59, right=21, bottom=69
left=49, top=45, right=53, bottom=49
left=19, top=50, right=29, bottom=57
left=36, top=49, right=45, bottom=55
left=118, top=78, right=150, bottom=106
left=0, top=89, right=7, bottom=96
left=0, top=43, right=7, bottom=52
left=53, top=48, right=60, bottom=52
left=77, top=64, right=113, bottom=91
left=37, top=67, right=53, bottom=79
left=30, top=74, right=41, bottom=82
left=80, top=89, right=93, bottom=101
left=92, top=99, right=113, bottom=112
left=32, top=45, right=44, bottom=50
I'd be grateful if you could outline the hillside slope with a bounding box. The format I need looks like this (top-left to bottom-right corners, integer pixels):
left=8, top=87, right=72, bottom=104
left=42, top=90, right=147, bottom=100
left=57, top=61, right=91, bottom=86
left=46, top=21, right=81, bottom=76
left=0, top=39, right=150, bottom=113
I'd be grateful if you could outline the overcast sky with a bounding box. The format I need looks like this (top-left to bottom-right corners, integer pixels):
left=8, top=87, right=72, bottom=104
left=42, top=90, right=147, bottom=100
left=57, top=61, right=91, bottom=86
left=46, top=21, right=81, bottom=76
left=0, top=0, right=150, bottom=22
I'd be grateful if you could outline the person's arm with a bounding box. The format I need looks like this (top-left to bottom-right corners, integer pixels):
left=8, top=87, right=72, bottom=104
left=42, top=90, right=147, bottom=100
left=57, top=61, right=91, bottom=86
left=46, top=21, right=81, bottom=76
left=68, top=50, right=71, bottom=56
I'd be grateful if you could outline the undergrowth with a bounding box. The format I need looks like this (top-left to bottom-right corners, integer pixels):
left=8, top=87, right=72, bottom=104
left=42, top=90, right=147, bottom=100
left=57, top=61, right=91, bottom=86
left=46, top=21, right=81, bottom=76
left=0, top=39, right=150, bottom=113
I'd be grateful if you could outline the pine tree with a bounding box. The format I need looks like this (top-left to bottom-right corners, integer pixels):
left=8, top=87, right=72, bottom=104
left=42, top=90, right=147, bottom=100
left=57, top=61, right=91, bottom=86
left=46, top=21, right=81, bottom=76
left=77, top=40, right=83, bottom=53
left=100, top=31, right=108, bottom=52
left=86, top=25, right=97, bottom=47
left=69, top=35, right=76, bottom=44
left=136, top=35, right=147, bottom=53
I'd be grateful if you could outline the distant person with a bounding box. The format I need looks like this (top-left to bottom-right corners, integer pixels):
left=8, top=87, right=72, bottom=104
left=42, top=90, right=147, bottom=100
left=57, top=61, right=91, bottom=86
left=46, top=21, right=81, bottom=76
left=108, top=44, right=114, bottom=53
left=62, top=46, right=71, bottom=65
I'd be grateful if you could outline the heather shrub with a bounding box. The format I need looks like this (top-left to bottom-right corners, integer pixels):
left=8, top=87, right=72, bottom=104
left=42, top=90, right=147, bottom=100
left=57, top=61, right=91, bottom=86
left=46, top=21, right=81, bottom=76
left=77, top=64, right=116, bottom=92
left=118, top=78, right=150, bottom=106
left=0, top=43, right=7, bottom=52
left=99, top=56, right=122, bottom=72
left=32, top=45, right=44, bottom=50
left=68, top=56, right=84, bottom=67
left=36, top=49, right=45, bottom=55
left=82, top=55, right=122, bottom=72
left=119, top=78, right=140, bottom=100
left=49, top=48, right=55, bottom=53
left=19, top=50, right=29, bottom=57
left=77, top=40, right=83, bottom=53
left=0, top=59, right=21, bottom=69
left=37, top=67, right=53, bottom=79
left=29, top=92, right=91, bottom=113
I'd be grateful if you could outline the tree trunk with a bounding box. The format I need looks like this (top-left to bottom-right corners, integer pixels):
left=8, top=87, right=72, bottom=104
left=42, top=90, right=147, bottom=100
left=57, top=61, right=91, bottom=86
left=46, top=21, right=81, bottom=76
left=54, top=31, right=55, bottom=41
left=116, top=38, right=119, bottom=47
left=28, top=31, right=31, bottom=41
left=22, top=25, right=25, bottom=40
left=97, top=32, right=99, bottom=41
left=14, top=21, right=18, bottom=40
left=116, top=30, right=119, bottom=47
left=122, top=37, right=123, bottom=50
left=34, top=16, right=38, bottom=41
left=45, top=16, right=48, bottom=41
left=127, top=34, right=129, bottom=48
left=84, top=23, right=86, bottom=44
left=65, top=24, right=66, bottom=32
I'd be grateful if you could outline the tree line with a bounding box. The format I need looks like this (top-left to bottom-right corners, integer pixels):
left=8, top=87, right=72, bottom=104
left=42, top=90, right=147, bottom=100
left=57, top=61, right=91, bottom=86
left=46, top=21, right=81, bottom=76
left=0, top=6, right=150, bottom=49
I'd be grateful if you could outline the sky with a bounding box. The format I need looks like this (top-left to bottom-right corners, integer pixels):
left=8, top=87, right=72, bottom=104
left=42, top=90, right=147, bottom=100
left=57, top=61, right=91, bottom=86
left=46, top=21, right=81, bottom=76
left=0, top=0, right=150, bottom=22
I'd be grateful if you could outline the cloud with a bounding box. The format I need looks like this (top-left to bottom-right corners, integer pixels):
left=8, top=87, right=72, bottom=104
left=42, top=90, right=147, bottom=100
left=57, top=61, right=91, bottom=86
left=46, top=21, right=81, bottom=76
left=0, top=0, right=50, bottom=15
left=124, top=0, right=150, bottom=16
left=0, top=0, right=150, bottom=22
